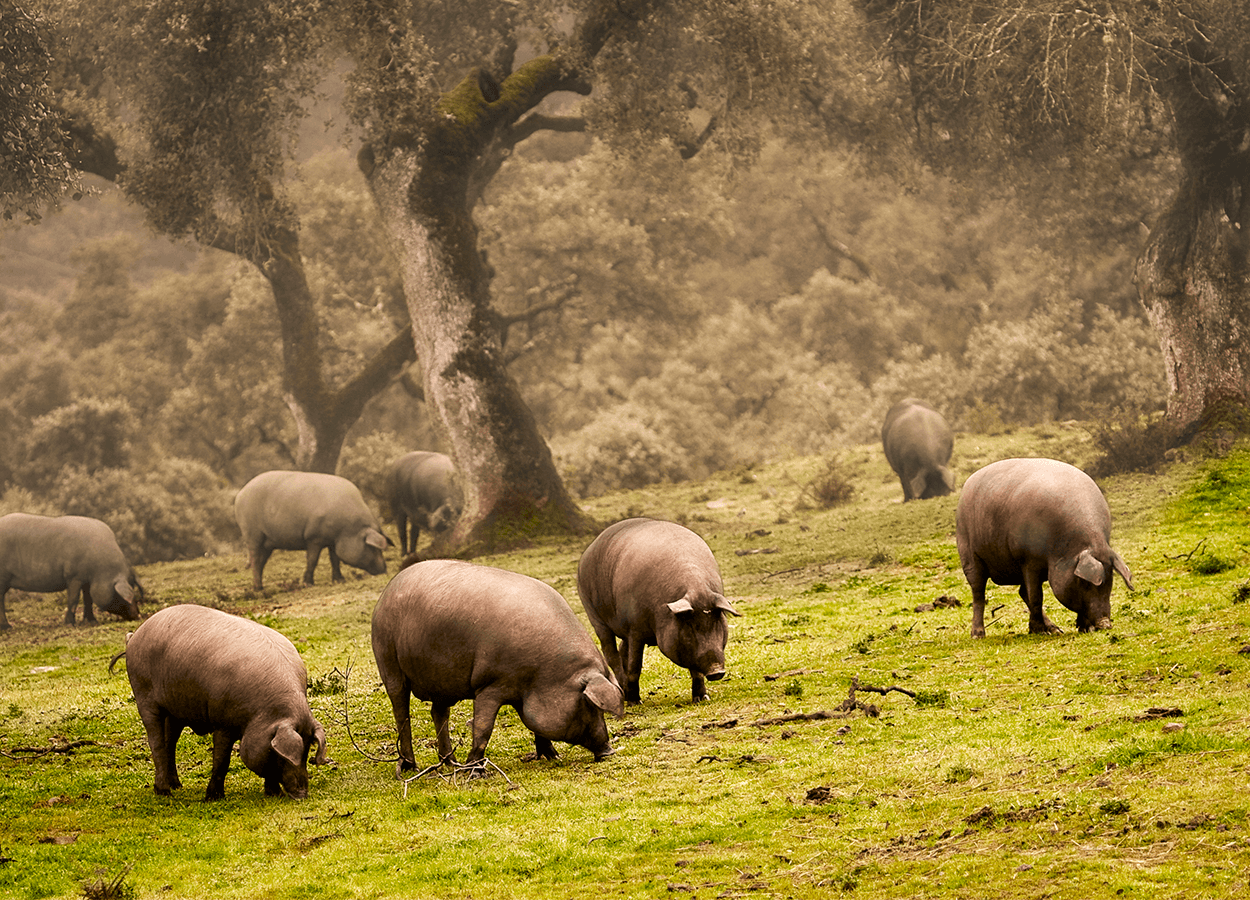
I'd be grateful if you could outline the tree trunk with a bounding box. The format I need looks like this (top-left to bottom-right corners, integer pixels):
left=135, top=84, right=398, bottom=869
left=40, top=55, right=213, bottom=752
left=261, top=226, right=416, bottom=474
left=363, top=65, right=591, bottom=555
left=1135, top=59, right=1250, bottom=437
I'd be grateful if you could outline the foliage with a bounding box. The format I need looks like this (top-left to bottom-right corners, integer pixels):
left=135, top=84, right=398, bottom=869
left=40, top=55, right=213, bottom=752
left=0, top=0, right=79, bottom=222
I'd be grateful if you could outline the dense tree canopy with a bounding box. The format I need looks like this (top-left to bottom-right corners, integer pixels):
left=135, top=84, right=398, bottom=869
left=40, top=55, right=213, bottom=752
left=0, top=0, right=78, bottom=220
left=863, top=0, right=1250, bottom=434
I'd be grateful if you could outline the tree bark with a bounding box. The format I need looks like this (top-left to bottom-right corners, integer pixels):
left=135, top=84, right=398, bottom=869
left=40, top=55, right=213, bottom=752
left=363, top=59, right=592, bottom=554
left=251, top=224, right=416, bottom=474
left=1135, top=55, right=1250, bottom=437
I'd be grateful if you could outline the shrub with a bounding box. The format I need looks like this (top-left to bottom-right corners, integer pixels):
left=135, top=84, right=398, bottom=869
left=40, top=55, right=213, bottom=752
left=1086, top=412, right=1180, bottom=478
left=18, top=398, right=134, bottom=491
left=48, top=458, right=235, bottom=564
left=553, top=405, right=692, bottom=499
left=797, top=455, right=857, bottom=509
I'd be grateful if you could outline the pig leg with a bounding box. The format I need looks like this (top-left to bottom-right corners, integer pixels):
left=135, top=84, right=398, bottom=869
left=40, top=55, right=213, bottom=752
left=383, top=683, right=418, bottom=773
left=80, top=584, right=98, bottom=625
left=964, top=557, right=989, bottom=638
left=0, top=584, right=10, bottom=631
left=586, top=615, right=627, bottom=692
left=138, top=708, right=181, bottom=795
left=1020, top=568, right=1062, bottom=634
left=248, top=545, right=273, bottom=591
left=622, top=636, right=645, bottom=704
left=690, top=671, right=708, bottom=703
left=64, top=581, right=83, bottom=626
left=532, top=734, right=559, bottom=761
left=396, top=510, right=410, bottom=556
left=205, top=729, right=237, bottom=800
left=431, top=701, right=456, bottom=766
left=327, top=546, right=345, bottom=583
left=302, top=544, right=325, bottom=585
left=465, top=688, right=506, bottom=771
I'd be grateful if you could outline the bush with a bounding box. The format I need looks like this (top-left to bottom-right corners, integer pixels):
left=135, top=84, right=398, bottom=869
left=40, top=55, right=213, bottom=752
left=17, top=398, right=135, bottom=491
left=47, top=458, right=235, bottom=564
left=553, top=405, right=692, bottom=499
left=1086, top=413, right=1180, bottom=478
left=797, top=454, right=857, bottom=509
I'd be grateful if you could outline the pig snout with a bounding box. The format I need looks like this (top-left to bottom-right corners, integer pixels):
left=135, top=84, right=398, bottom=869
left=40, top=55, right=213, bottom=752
left=593, top=744, right=617, bottom=762
left=705, top=664, right=727, bottom=681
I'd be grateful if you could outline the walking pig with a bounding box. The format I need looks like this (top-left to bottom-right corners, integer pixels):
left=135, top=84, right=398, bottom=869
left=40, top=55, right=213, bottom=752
left=115, top=604, right=328, bottom=799
left=371, top=560, right=623, bottom=774
left=956, top=457, right=1134, bottom=637
left=234, top=470, right=388, bottom=590
left=577, top=518, right=740, bottom=704
left=0, top=513, right=141, bottom=629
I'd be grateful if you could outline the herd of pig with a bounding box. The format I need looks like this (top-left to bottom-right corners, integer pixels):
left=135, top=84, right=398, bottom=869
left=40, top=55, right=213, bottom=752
left=1, top=400, right=1135, bottom=800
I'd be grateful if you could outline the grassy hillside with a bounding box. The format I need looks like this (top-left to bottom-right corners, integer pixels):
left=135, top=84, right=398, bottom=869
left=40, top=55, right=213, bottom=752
left=3, top=424, right=1249, bottom=899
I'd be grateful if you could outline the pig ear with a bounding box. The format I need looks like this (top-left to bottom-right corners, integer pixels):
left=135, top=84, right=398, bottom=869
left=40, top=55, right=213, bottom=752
left=1111, top=551, right=1134, bottom=591
left=712, top=593, right=741, bottom=616
left=113, top=579, right=134, bottom=602
left=938, top=466, right=955, bottom=492
left=311, top=719, right=329, bottom=765
left=1074, top=549, right=1106, bottom=585
left=583, top=673, right=625, bottom=718
left=908, top=472, right=928, bottom=499
left=365, top=530, right=388, bottom=550
left=270, top=722, right=306, bottom=767
left=667, top=597, right=695, bottom=615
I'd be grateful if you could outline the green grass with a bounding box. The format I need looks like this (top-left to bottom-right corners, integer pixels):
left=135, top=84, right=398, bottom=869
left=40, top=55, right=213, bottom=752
left=4, top=425, right=1250, bottom=898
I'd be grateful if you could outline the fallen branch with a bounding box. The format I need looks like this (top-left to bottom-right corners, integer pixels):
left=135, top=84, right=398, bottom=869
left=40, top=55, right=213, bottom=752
left=0, top=740, right=97, bottom=760
left=856, top=682, right=917, bottom=699
left=764, top=668, right=819, bottom=681
left=1163, top=538, right=1207, bottom=561
left=332, top=660, right=397, bottom=764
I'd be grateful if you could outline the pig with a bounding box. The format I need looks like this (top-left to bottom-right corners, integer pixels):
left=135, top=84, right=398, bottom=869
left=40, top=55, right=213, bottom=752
left=882, top=398, right=956, bottom=501
left=956, top=457, right=1134, bottom=638
left=577, top=518, right=741, bottom=704
left=0, top=513, right=141, bottom=630
left=234, top=470, right=388, bottom=591
left=115, top=603, right=328, bottom=800
left=387, top=451, right=463, bottom=556
left=371, top=560, right=624, bottom=774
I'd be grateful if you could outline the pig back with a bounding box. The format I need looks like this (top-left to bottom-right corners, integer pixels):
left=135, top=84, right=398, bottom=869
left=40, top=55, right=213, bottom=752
left=235, top=470, right=379, bottom=549
left=957, top=458, right=1112, bottom=580
left=0, top=513, right=130, bottom=592
left=372, top=560, right=601, bottom=704
left=578, top=518, right=724, bottom=629
left=126, top=604, right=310, bottom=731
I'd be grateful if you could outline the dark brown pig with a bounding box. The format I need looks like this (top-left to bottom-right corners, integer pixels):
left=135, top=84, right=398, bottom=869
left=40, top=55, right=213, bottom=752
left=0, top=513, right=141, bottom=630
left=882, top=398, right=955, bottom=501
left=956, top=458, right=1134, bottom=638
left=387, top=451, right=462, bottom=556
left=371, top=560, right=624, bottom=775
left=577, top=518, right=740, bottom=704
left=116, top=604, right=328, bottom=799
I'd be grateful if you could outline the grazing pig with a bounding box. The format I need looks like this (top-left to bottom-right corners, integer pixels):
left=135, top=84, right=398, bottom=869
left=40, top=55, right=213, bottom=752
left=388, top=451, right=462, bottom=556
left=882, top=398, right=956, bottom=501
left=577, top=518, right=740, bottom=704
left=371, top=560, right=623, bottom=774
left=0, top=513, right=141, bottom=630
left=116, top=604, right=328, bottom=800
left=234, top=470, right=388, bottom=591
left=956, top=458, right=1134, bottom=638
